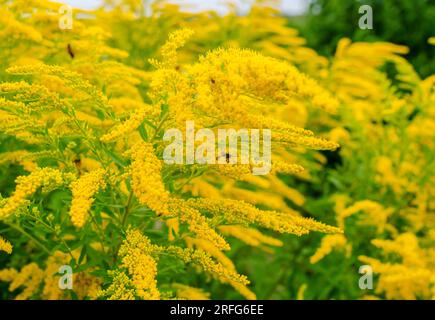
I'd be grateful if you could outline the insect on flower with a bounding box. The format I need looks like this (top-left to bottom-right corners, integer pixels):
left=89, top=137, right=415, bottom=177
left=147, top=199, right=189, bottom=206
left=73, top=158, right=81, bottom=169
left=67, top=43, right=75, bottom=59
left=216, top=151, right=232, bottom=163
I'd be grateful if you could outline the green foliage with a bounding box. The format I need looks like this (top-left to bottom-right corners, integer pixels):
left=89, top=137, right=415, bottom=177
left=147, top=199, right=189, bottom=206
left=301, top=0, right=435, bottom=77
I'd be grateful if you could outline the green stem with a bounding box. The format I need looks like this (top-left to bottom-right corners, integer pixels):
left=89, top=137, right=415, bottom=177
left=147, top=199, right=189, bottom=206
left=9, top=223, right=51, bottom=255
left=112, top=191, right=134, bottom=263
left=121, top=191, right=134, bottom=227
left=28, top=213, right=75, bottom=261
left=88, top=210, right=107, bottom=255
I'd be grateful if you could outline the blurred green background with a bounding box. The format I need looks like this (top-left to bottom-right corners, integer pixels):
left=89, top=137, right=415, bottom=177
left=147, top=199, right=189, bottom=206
left=294, top=0, right=435, bottom=77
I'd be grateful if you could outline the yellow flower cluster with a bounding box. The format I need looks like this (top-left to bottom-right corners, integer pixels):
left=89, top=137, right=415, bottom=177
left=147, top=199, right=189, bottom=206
left=130, top=142, right=171, bottom=215
left=0, top=8, right=43, bottom=43
left=150, top=28, right=195, bottom=69
left=359, top=233, right=434, bottom=300
left=169, top=199, right=230, bottom=251
left=218, top=225, right=283, bottom=248
left=0, top=150, right=37, bottom=172
left=0, top=251, right=100, bottom=300
left=335, top=199, right=394, bottom=233
left=73, top=272, right=102, bottom=300
left=189, top=47, right=339, bottom=120
left=0, top=167, right=73, bottom=220
left=42, top=252, right=72, bottom=300
left=0, top=263, right=44, bottom=300
left=69, top=169, right=106, bottom=228
left=100, top=105, right=157, bottom=142
left=187, top=198, right=342, bottom=236
left=271, top=162, right=305, bottom=175
left=98, top=270, right=136, bottom=300
left=310, top=234, right=351, bottom=264
left=173, top=284, right=210, bottom=300
left=117, top=229, right=160, bottom=300
left=164, top=245, right=255, bottom=300
left=185, top=237, right=235, bottom=271
left=0, top=235, right=13, bottom=254
left=272, top=132, right=340, bottom=150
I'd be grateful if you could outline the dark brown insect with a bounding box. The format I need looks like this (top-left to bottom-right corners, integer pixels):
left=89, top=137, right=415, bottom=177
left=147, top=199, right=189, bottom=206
left=210, top=78, right=216, bottom=84
left=73, top=158, right=81, bottom=169
left=67, top=43, right=75, bottom=59
left=217, top=152, right=231, bottom=163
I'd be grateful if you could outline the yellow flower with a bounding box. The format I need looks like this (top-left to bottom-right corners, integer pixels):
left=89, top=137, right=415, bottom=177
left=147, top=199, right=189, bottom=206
left=359, top=256, right=432, bottom=300
left=173, top=283, right=210, bottom=300
left=296, top=284, right=307, bottom=300
left=72, top=272, right=102, bottom=300
left=185, top=237, right=235, bottom=271
left=371, top=233, right=426, bottom=267
left=310, top=234, right=350, bottom=264
left=0, top=8, right=43, bottom=43
left=100, top=106, right=157, bottom=142
left=0, top=236, right=13, bottom=254
left=130, top=141, right=171, bottom=216
left=0, top=263, right=44, bottom=300
left=169, top=199, right=230, bottom=251
left=117, top=229, right=160, bottom=300
left=0, top=150, right=37, bottom=172
left=272, top=132, right=339, bottom=150
left=218, top=225, right=283, bottom=248
left=150, top=28, right=194, bottom=69
left=336, top=200, right=394, bottom=233
left=188, top=198, right=342, bottom=236
left=271, top=162, right=305, bottom=175
left=42, top=251, right=70, bottom=300
left=0, top=168, right=73, bottom=220
left=359, top=233, right=434, bottom=299
left=69, top=169, right=106, bottom=228
left=267, top=175, right=305, bottom=206
left=164, top=245, right=255, bottom=300
left=98, top=270, right=136, bottom=300
left=189, top=47, right=339, bottom=117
